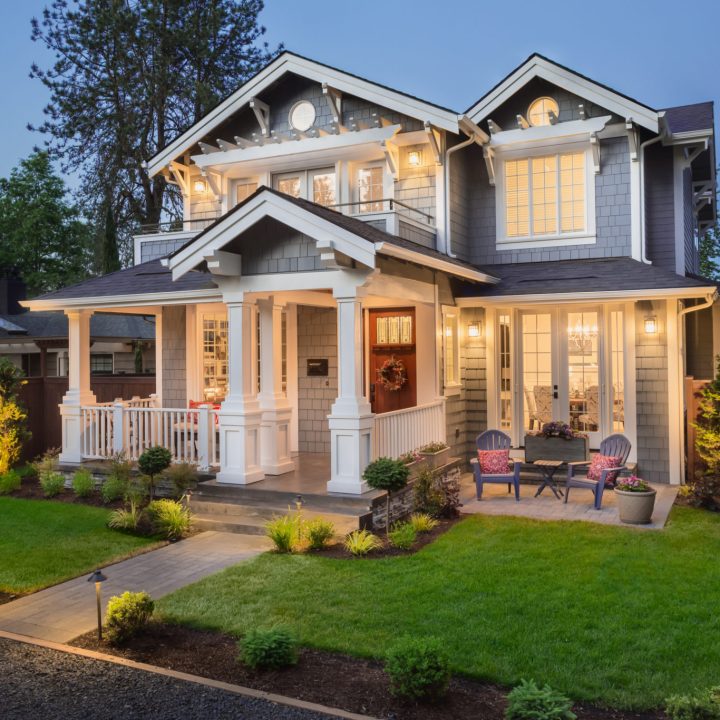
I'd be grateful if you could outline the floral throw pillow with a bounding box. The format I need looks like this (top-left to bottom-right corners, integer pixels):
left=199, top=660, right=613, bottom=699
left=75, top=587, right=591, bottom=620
left=587, top=454, right=623, bottom=486
left=477, top=449, right=510, bottom=474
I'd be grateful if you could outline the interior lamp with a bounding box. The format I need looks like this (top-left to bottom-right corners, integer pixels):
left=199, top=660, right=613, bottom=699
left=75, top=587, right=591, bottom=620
left=193, top=179, right=207, bottom=193
left=644, top=316, right=658, bottom=334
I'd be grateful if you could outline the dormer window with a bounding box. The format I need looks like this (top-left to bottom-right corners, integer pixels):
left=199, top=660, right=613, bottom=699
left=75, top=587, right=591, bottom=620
left=289, top=100, right=316, bottom=132
left=527, top=97, right=559, bottom=127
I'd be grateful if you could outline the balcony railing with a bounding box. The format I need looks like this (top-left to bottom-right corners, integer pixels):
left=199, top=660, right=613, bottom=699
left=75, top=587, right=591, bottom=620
left=327, top=198, right=435, bottom=227
left=136, top=212, right=220, bottom=236
left=372, top=399, right=446, bottom=460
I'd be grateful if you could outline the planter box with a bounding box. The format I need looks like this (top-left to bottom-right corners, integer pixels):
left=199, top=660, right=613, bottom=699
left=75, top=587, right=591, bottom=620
left=419, top=448, right=451, bottom=470
left=404, top=459, right=427, bottom=479
left=524, top=435, right=589, bottom=463
left=616, top=488, right=656, bottom=524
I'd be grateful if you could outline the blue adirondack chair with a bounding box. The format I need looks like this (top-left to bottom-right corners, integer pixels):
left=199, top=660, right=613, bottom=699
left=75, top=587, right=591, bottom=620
left=564, top=433, right=632, bottom=510
left=470, top=430, right=522, bottom=501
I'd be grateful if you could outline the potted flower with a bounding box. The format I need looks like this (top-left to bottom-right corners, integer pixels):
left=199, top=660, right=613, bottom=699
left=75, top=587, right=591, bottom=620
left=615, top=475, right=656, bottom=524
left=524, top=421, right=589, bottom=463
left=398, top=449, right=425, bottom=478
left=418, top=441, right=450, bottom=470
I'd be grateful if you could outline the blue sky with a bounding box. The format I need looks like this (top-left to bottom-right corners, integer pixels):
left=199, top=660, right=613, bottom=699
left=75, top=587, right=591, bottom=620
left=1, top=0, right=719, bottom=181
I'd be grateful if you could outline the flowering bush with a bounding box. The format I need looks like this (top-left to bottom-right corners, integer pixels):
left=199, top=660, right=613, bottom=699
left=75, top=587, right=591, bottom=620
left=535, top=421, right=585, bottom=440
left=398, top=450, right=422, bottom=465
left=615, top=475, right=651, bottom=492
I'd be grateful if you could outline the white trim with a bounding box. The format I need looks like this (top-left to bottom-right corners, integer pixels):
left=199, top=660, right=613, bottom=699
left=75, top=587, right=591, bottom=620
left=488, top=115, right=611, bottom=151
left=673, top=147, right=689, bottom=276
left=441, top=306, right=460, bottom=393
left=623, top=302, right=637, bottom=464
left=154, top=310, right=163, bottom=406
left=466, top=55, right=659, bottom=133
left=484, top=306, right=498, bottom=434
left=147, top=53, right=460, bottom=176
left=666, top=298, right=683, bottom=484
left=629, top=143, right=643, bottom=261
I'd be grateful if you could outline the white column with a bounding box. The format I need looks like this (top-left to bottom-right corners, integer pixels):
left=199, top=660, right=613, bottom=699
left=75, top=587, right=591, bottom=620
left=59, top=309, right=96, bottom=464
left=257, top=298, right=294, bottom=475
left=327, top=292, right=374, bottom=494
left=216, top=300, right=264, bottom=484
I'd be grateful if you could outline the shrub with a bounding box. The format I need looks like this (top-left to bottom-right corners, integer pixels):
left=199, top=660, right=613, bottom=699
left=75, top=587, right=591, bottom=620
left=413, top=468, right=461, bottom=518
left=0, top=359, right=28, bottom=475
left=109, top=452, right=132, bottom=483
left=686, top=474, right=720, bottom=511
left=385, top=636, right=450, bottom=701
left=363, top=457, right=410, bottom=536
left=343, top=529, right=382, bottom=557
left=305, top=517, right=335, bottom=550
left=108, top=501, right=142, bottom=532
left=666, top=688, right=720, bottom=720
left=105, top=591, right=154, bottom=645
left=101, top=473, right=128, bottom=504
left=505, top=679, right=576, bottom=720
left=138, top=446, right=172, bottom=500
left=147, top=499, right=192, bottom=540
left=72, top=468, right=95, bottom=498
left=40, top=471, right=65, bottom=497
left=266, top=513, right=303, bottom=553
left=34, top=448, right=59, bottom=481
left=0, top=469, right=21, bottom=495
left=239, top=627, right=298, bottom=670
left=409, top=512, right=439, bottom=533
left=388, top=522, right=417, bottom=550
left=164, top=462, right=197, bottom=498
left=418, top=441, right=449, bottom=454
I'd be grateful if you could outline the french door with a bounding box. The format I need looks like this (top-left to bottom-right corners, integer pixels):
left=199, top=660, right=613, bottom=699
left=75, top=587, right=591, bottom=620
left=498, top=306, right=626, bottom=449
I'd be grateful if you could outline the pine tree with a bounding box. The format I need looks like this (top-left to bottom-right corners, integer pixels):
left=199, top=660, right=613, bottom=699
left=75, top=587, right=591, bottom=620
left=101, top=202, right=121, bottom=274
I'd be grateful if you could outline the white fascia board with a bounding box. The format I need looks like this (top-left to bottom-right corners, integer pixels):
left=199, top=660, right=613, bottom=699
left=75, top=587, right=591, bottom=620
left=169, top=192, right=377, bottom=280
left=467, top=56, right=659, bottom=134
left=147, top=54, right=459, bottom=176
left=21, top=288, right=222, bottom=312
left=374, top=242, right=499, bottom=284
left=489, top=115, right=611, bottom=150
left=191, top=124, right=401, bottom=171
left=456, top=286, right=718, bottom=306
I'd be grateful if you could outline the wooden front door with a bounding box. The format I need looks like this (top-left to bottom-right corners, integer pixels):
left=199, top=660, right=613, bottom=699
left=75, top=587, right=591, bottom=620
left=369, top=308, right=417, bottom=414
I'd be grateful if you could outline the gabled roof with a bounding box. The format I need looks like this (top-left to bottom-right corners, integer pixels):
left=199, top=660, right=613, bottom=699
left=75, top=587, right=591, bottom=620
left=0, top=311, right=156, bottom=340
left=662, top=101, right=714, bottom=136
left=147, top=51, right=460, bottom=177
left=465, top=53, right=659, bottom=133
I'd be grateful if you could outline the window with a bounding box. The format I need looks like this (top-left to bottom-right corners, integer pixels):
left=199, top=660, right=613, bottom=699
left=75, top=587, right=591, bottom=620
left=442, top=310, right=460, bottom=389
left=504, top=151, right=586, bottom=240
left=289, top=100, right=316, bottom=132
left=357, top=166, right=384, bottom=212
left=273, top=168, right=336, bottom=207
left=90, top=354, right=113, bottom=375
left=235, top=180, right=258, bottom=205
left=527, top=97, right=559, bottom=127
left=498, top=313, right=512, bottom=431
left=202, top=313, right=228, bottom=401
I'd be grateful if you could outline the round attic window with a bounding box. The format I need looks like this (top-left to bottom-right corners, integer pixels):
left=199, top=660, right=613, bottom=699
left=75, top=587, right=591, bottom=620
left=289, top=100, right=316, bottom=132
left=527, top=97, right=559, bottom=127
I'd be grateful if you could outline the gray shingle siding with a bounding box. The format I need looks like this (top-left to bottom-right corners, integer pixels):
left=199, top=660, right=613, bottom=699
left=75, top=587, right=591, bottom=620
left=140, top=238, right=189, bottom=263
left=459, top=307, right=487, bottom=458
left=683, top=167, right=698, bottom=275
left=644, top=144, right=675, bottom=270
left=161, top=305, right=186, bottom=409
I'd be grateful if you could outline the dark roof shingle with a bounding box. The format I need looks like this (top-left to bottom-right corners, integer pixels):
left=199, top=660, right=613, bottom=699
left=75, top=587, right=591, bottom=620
left=0, top=312, right=156, bottom=340
left=662, top=102, right=714, bottom=135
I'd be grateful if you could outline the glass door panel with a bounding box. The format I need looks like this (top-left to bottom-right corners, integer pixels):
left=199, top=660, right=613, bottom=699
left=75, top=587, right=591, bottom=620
left=567, top=311, right=601, bottom=445
left=498, top=313, right=512, bottom=432
left=521, top=313, right=553, bottom=432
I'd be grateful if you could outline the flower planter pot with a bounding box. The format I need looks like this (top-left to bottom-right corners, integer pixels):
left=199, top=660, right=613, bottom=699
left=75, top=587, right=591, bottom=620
left=615, top=488, right=656, bottom=524
left=404, top=459, right=427, bottom=479
left=420, top=448, right=451, bottom=470
left=523, top=435, right=589, bottom=463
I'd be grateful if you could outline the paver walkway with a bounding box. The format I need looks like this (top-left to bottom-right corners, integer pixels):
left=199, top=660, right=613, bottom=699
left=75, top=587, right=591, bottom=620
left=0, top=531, right=270, bottom=643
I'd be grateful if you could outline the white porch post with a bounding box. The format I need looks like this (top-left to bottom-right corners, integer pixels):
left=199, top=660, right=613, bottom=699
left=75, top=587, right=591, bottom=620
left=257, top=298, right=295, bottom=475
left=216, top=299, right=264, bottom=484
left=327, top=290, right=373, bottom=494
left=59, top=309, right=96, bottom=463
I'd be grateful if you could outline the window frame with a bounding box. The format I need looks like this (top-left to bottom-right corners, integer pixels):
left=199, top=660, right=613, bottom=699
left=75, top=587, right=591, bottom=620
left=271, top=167, right=338, bottom=207
left=90, top=353, right=114, bottom=375
left=495, top=140, right=596, bottom=250
left=233, top=177, right=259, bottom=206
left=353, top=161, right=387, bottom=214
left=441, top=307, right=461, bottom=395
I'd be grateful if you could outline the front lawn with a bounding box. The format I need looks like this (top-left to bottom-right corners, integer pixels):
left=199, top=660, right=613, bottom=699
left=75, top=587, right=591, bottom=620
left=159, top=506, right=720, bottom=710
left=0, top=497, right=159, bottom=593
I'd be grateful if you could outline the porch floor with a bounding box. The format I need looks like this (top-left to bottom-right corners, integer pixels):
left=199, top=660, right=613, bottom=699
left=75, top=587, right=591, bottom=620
left=459, top=475, right=678, bottom=530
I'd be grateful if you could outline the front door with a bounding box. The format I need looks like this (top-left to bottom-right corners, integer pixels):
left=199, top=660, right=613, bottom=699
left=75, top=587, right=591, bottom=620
left=368, top=308, right=417, bottom=414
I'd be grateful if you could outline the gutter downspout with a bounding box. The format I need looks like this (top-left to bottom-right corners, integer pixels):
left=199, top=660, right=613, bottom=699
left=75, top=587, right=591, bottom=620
left=444, top=132, right=482, bottom=258
left=639, top=131, right=666, bottom=264
left=678, top=292, right=717, bottom=320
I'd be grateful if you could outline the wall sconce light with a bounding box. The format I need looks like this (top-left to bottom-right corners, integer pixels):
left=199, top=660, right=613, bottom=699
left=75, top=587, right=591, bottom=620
left=445, top=325, right=453, bottom=337
left=193, top=179, right=207, bottom=193
left=407, top=150, right=423, bottom=167
left=644, top=316, right=658, bottom=334
left=467, top=322, right=481, bottom=338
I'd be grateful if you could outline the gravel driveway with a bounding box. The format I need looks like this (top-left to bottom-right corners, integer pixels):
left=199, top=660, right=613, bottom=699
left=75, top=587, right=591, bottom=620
left=1, top=637, right=344, bottom=720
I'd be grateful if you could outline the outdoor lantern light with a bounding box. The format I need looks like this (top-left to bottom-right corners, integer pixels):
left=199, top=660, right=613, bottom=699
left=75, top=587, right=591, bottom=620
left=644, top=316, right=658, bottom=334
left=193, top=179, right=207, bottom=193
left=87, top=569, right=108, bottom=643
left=467, top=322, right=481, bottom=338
left=407, top=150, right=422, bottom=167
left=295, top=494, right=304, bottom=512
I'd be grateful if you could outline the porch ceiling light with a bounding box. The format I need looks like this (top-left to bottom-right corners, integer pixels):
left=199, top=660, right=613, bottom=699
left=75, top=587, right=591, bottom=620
left=467, top=322, right=481, bottom=338
left=644, top=316, right=658, bottom=334
left=193, top=179, right=207, bottom=193
left=407, top=149, right=423, bottom=167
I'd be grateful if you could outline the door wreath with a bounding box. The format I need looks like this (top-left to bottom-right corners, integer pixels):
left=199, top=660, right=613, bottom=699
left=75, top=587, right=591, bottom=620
left=377, top=356, right=407, bottom=392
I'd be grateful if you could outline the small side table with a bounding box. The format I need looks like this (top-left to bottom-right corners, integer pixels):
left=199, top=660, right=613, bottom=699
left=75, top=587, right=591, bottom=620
left=533, top=460, right=565, bottom=499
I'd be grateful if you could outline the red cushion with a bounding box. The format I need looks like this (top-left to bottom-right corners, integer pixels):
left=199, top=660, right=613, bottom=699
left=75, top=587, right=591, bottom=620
left=477, top=449, right=510, bottom=474
left=188, top=400, right=221, bottom=426
left=587, top=454, right=623, bottom=486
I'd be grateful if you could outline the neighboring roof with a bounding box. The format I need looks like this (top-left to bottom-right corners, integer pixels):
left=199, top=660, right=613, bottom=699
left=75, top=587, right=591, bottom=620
left=457, top=258, right=717, bottom=299
left=147, top=50, right=460, bottom=176
left=662, top=101, right=714, bottom=135
left=0, top=311, right=156, bottom=340
left=465, top=53, right=659, bottom=133
left=28, top=261, right=217, bottom=303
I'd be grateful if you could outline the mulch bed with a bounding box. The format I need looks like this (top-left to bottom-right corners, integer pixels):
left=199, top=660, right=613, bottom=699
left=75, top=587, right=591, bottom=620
left=70, top=622, right=664, bottom=720
left=312, top=518, right=460, bottom=559
left=0, top=591, right=23, bottom=606
left=8, top=475, right=125, bottom=509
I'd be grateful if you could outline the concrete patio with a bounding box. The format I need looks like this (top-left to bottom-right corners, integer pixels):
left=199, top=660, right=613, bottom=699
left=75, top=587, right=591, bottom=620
left=459, top=475, right=678, bottom=530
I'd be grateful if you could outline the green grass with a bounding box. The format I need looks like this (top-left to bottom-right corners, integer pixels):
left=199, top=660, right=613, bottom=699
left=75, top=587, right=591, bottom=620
left=159, top=506, right=720, bottom=710
left=0, top=497, right=159, bottom=593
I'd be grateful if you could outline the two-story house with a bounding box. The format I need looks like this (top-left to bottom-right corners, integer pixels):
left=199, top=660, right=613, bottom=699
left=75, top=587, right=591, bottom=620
left=24, top=52, right=716, bottom=493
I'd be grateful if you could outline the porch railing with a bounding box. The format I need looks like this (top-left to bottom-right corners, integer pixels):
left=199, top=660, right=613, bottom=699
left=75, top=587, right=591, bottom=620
left=372, top=399, right=446, bottom=460
left=80, top=402, right=221, bottom=470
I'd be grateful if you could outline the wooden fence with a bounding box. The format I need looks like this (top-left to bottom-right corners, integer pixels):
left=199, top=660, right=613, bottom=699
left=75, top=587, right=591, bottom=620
left=18, top=375, right=156, bottom=461
left=685, top=376, right=710, bottom=482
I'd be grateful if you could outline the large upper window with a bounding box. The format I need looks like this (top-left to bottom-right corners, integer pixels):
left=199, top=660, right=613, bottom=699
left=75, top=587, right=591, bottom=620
left=273, top=168, right=336, bottom=207
left=357, top=165, right=384, bottom=212
left=504, top=151, right=586, bottom=240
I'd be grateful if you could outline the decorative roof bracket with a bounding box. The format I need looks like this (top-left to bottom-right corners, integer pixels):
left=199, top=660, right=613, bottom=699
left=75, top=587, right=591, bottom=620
left=249, top=97, right=270, bottom=137
left=424, top=121, right=443, bottom=165
left=590, top=133, right=601, bottom=173
left=625, top=119, right=639, bottom=161
left=483, top=146, right=496, bottom=186
left=322, top=83, right=343, bottom=125
left=382, top=140, right=399, bottom=179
